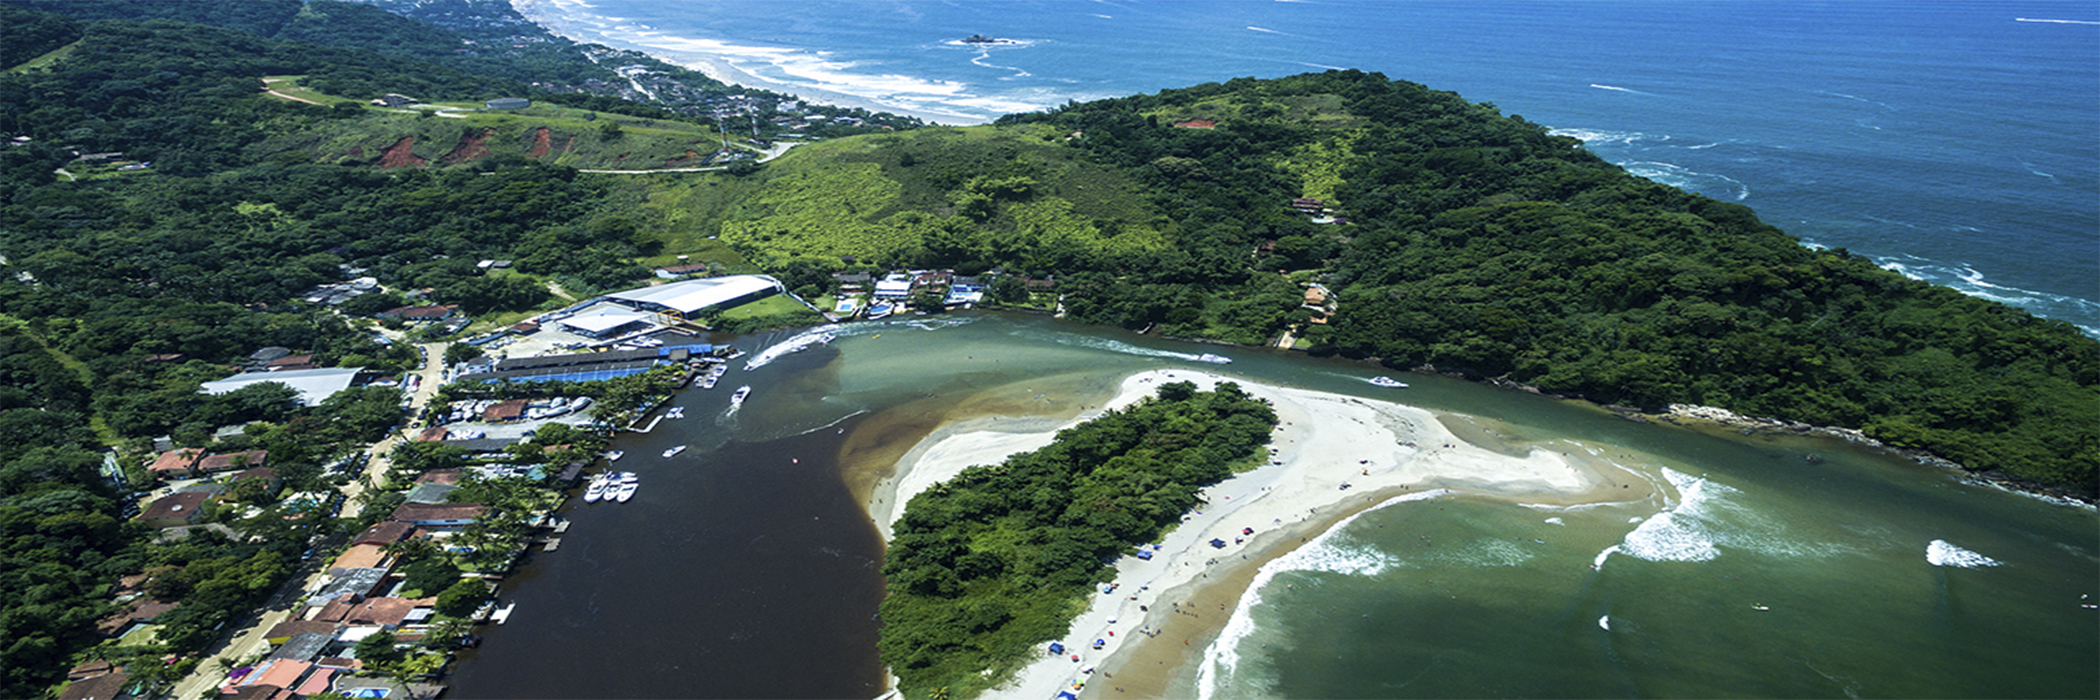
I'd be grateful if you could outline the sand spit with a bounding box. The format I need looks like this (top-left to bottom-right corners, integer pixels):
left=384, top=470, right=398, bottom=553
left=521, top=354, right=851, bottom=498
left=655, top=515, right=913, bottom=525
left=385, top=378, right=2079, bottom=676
left=867, top=369, right=1653, bottom=699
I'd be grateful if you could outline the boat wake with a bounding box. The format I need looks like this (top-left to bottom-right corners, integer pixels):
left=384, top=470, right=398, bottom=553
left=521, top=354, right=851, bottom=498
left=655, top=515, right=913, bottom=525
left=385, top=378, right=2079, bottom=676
left=745, top=317, right=976, bottom=371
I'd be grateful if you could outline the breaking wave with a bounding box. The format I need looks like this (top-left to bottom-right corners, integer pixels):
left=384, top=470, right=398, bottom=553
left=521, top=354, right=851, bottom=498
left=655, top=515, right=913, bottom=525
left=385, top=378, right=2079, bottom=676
left=1926, top=539, right=2002, bottom=568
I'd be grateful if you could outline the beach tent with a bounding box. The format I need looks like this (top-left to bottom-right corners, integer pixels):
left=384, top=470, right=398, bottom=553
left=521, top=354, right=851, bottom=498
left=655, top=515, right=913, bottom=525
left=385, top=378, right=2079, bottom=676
left=1048, top=642, right=1065, bottom=654
left=1058, top=693, right=1078, bottom=700
left=1136, top=549, right=1153, bottom=560
left=1242, top=527, right=1255, bottom=535
left=1210, top=538, right=1227, bottom=548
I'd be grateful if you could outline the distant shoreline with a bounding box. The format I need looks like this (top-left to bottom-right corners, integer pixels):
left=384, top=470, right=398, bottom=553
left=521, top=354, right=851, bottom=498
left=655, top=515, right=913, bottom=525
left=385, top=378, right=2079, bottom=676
left=507, top=0, right=990, bottom=125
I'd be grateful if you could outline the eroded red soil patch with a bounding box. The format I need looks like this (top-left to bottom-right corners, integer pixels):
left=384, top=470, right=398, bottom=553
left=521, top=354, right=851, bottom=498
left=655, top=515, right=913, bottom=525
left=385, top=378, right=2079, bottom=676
left=443, top=129, right=493, bottom=165
left=528, top=127, right=552, bottom=158
left=377, top=137, right=425, bottom=168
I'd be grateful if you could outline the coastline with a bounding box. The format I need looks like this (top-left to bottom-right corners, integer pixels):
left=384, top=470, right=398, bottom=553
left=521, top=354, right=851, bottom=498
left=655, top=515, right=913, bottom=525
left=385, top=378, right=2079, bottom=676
left=870, top=369, right=1658, bottom=699
left=508, top=0, right=989, bottom=125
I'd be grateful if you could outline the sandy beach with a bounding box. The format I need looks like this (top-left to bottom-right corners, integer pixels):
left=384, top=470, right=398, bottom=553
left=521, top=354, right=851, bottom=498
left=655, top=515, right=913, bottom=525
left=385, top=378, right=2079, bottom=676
left=867, top=369, right=1656, bottom=699
left=510, top=0, right=989, bottom=125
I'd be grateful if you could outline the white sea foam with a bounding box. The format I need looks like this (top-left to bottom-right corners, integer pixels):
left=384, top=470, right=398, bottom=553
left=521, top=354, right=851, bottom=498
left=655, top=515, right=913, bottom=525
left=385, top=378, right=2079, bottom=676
left=2016, top=17, right=2100, bottom=25
left=1926, top=539, right=2002, bottom=568
left=1548, top=128, right=1656, bottom=146
left=1197, top=489, right=1451, bottom=700
left=1866, top=253, right=2100, bottom=338
left=1616, top=468, right=1725, bottom=563
left=1544, top=517, right=1565, bottom=526
left=1623, top=161, right=1751, bottom=201
left=1592, top=544, right=1619, bottom=569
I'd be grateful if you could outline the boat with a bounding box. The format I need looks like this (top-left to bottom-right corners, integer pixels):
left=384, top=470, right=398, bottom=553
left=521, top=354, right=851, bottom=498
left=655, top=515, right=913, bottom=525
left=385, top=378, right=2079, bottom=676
left=612, top=480, right=637, bottom=503
left=866, top=301, right=894, bottom=320
left=663, top=445, right=686, bottom=458
left=1195, top=353, right=1232, bottom=364
left=582, top=473, right=609, bottom=503
left=666, top=406, right=685, bottom=419
left=1368, top=376, right=1408, bottom=388
left=606, top=450, right=623, bottom=462
left=729, top=385, right=751, bottom=407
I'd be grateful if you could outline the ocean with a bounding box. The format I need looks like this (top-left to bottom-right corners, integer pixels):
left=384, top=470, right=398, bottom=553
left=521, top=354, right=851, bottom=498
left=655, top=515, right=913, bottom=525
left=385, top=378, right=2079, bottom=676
left=445, top=313, right=2099, bottom=699
left=517, top=0, right=2100, bottom=336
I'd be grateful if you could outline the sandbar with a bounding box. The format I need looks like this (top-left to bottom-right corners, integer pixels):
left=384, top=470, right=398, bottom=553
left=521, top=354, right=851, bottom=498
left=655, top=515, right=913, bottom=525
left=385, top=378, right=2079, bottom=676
left=868, top=369, right=1656, bottom=699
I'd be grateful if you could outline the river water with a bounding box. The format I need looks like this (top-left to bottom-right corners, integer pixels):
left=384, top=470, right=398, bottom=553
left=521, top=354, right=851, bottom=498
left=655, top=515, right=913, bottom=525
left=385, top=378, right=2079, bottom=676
left=446, top=312, right=2096, bottom=699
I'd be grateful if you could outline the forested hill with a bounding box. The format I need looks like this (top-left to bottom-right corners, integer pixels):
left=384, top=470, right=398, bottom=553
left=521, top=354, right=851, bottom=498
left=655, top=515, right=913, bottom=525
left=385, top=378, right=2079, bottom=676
left=991, top=72, right=2095, bottom=495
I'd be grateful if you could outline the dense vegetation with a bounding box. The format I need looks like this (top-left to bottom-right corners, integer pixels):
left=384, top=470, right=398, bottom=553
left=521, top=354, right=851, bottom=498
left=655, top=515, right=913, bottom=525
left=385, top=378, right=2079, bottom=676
left=0, top=0, right=2093, bottom=695
left=992, top=72, right=2097, bottom=496
left=879, top=382, right=1276, bottom=697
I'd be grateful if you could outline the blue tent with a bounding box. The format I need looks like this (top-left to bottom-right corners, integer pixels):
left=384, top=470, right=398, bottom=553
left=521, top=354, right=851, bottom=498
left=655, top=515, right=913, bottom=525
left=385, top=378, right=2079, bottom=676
left=1048, top=642, right=1065, bottom=654
left=1135, top=549, right=1153, bottom=560
left=1209, top=538, right=1227, bottom=548
left=1057, top=692, right=1078, bottom=700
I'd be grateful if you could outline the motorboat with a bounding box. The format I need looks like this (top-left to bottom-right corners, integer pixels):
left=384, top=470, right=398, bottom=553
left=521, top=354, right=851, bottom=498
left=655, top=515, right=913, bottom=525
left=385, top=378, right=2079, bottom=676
left=663, top=445, right=686, bottom=458
left=582, top=474, right=609, bottom=503
left=666, top=406, right=685, bottom=419
left=730, top=385, right=751, bottom=407
left=605, top=450, right=624, bottom=462
left=1368, top=376, right=1408, bottom=388
left=612, top=480, right=637, bottom=503
left=1195, top=353, right=1231, bottom=364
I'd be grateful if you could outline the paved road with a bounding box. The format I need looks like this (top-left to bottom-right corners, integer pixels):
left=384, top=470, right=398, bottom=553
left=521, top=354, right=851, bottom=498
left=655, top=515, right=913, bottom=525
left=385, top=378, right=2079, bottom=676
left=161, top=340, right=448, bottom=699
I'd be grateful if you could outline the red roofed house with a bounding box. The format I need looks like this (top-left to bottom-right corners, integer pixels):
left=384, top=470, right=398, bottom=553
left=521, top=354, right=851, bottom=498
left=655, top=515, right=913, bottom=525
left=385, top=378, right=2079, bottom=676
left=230, top=467, right=281, bottom=492
left=196, top=450, right=268, bottom=474
left=351, top=521, right=416, bottom=547
left=390, top=502, right=486, bottom=529
left=146, top=448, right=203, bottom=478
left=329, top=544, right=394, bottom=576
left=137, top=492, right=208, bottom=529
left=232, top=659, right=334, bottom=697
left=57, top=669, right=136, bottom=700
left=482, top=399, right=527, bottom=423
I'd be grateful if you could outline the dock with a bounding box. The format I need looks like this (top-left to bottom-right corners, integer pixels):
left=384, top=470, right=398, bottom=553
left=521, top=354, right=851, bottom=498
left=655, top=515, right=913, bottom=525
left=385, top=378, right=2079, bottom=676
left=541, top=537, right=561, bottom=552
left=490, top=602, right=517, bottom=625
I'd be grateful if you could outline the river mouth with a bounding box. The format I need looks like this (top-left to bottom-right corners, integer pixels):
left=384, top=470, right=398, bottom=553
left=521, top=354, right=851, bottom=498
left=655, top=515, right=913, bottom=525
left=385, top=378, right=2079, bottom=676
left=445, top=312, right=2100, bottom=700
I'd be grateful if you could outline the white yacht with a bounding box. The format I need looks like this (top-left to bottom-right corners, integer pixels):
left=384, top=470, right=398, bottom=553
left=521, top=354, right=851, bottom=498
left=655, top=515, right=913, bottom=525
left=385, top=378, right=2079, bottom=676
left=1368, top=376, right=1408, bottom=388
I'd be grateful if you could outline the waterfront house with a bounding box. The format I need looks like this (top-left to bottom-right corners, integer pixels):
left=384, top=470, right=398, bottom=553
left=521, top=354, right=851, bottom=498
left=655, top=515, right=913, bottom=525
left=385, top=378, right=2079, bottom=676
left=390, top=502, right=487, bottom=529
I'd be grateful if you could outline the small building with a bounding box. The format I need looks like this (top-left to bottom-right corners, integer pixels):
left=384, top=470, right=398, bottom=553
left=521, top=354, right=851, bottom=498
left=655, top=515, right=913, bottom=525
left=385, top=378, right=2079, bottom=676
left=403, top=482, right=459, bottom=505
left=57, top=669, right=136, bottom=700
left=390, top=502, right=487, bottom=529
left=198, top=450, right=268, bottom=474
left=200, top=367, right=363, bottom=407
left=379, top=304, right=458, bottom=322
left=137, top=492, right=208, bottom=529
left=351, top=521, right=416, bottom=547
left=482, top=400, right=527, bottom=423
left=872, top=274, right=913, bottom=299
left=485, top=97, right=531, bottom=110
left=329, top=544, right=394, bottom=576
left=371, top=93, right=418, bottom=107
left=556, top=304, right=654, bottom=339
left=146, top=448, right=204, bottom=479
left=265, top=619, right=342, bottom=646
left=307, top=568, right=389, bottom=607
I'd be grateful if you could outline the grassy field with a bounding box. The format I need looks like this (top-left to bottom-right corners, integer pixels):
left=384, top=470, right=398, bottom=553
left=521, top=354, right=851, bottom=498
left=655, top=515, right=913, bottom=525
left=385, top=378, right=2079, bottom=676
left=248, top=79, right=742, bottom=171
left=7, top=39, right=79, bottom=74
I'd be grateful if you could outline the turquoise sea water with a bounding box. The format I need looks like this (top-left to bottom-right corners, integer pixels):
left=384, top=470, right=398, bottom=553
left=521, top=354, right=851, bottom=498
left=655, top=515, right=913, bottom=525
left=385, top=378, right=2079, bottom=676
left=448, top=314, right=2098, bottom=698
left=518, top=0, right=2100, bottom=336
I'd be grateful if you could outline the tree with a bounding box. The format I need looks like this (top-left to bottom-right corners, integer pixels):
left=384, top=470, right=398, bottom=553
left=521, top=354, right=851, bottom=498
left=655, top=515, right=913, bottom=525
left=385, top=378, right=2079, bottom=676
left=442, top=342, right=483, bottom=366
left=352, top=630, right=405, bottom=668
left=434, top=578, right=489, bottom=618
